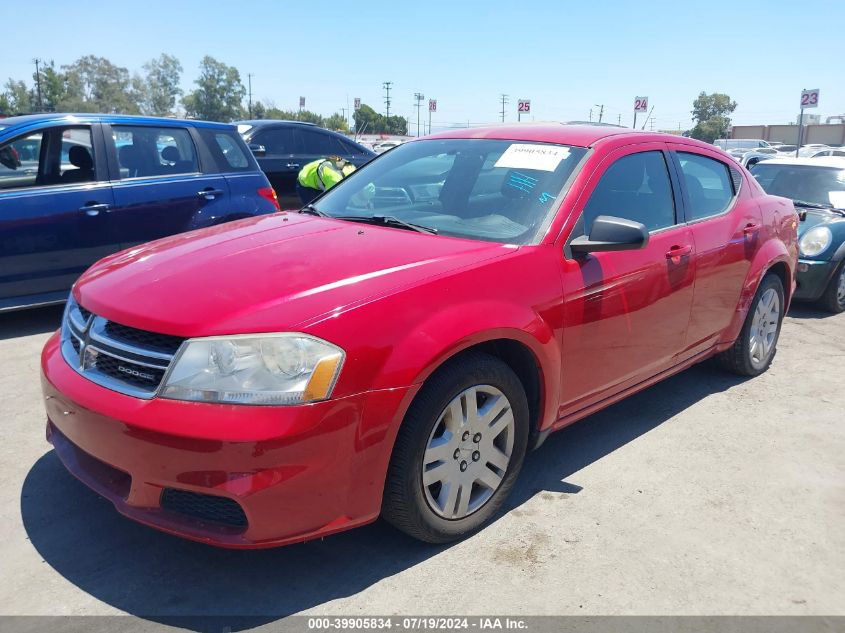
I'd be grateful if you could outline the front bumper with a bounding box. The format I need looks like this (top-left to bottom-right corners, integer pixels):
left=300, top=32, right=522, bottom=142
left=41, top=332, right=417, bottom=548
left=793, top=259, right=838, bottom=302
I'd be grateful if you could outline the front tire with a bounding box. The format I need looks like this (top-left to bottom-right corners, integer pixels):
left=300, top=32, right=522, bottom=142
left=818, top=260, right=845, bottom=314
left=382, top=353, right=529, bottom=543
left=716, top=273, right=785, bottom=376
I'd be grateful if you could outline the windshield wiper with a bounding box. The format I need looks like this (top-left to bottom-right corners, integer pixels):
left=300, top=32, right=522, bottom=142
left=791, top=199, right=832, bottom=210
left=299, top=204, right=330, bottom=217
left=333, top=215, right=438, bottom=234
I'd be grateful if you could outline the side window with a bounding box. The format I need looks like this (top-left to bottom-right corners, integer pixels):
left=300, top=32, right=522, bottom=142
left=583, top=151, right=676, bottom=233
left=676, top=152, right=734, bottom=220
left=205, top=130, right=251, bottom=171
left=0, top=133, right=42, bottom=190
left=296, top=129, right=347, bottom=155
left=339, top=138, right=365, bottom=155
left=112, top=125, right=198, bottom=179
left=0, top=126, right=96, bottom=190
left=253, top=128, right=295, bottom=155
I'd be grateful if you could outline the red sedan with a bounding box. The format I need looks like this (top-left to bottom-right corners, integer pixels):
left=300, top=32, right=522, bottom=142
left=41, top=125, right=798, bottom=548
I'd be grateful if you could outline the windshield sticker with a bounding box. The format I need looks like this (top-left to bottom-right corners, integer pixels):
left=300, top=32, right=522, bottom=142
left=538, top=192, right=556, bottom=204
left=829, top=191, right=845, bottom=208
left=506, top=171, right=538, bottom=193
left=494, top=144, right=570, bottom=171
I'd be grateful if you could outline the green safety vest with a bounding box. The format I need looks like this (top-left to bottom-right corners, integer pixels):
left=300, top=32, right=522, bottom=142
left=298, top=158, right=356, bottom=191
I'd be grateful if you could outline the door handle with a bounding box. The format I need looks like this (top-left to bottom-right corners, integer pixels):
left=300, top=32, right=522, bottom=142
left=743, top=223, right=760, bottom=236
left=665, top=244, right=692, bottom=259
left=285, top=163, right=300, bottom=169
left=79, top=203, right=111, bottom=217
left=197, top=188, right=225, bottom=200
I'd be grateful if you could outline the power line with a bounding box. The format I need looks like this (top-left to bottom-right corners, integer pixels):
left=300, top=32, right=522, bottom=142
left=500, top=94, right=509, bottom=122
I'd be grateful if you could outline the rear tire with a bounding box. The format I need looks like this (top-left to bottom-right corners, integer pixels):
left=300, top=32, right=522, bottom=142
left=817, top=261, right=845, bottom=314
left=716, top=273, right=785, bottom=376
left=382, top=353, right=529, bottom=543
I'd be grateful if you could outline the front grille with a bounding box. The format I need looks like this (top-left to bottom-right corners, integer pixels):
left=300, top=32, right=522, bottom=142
left=61, top=299, right=185, bottom=398
left=94, top=354, right=166, bottom=389
left=104, top=321, right=185, bottom=355
left=160, top=488, right=248, bottom=528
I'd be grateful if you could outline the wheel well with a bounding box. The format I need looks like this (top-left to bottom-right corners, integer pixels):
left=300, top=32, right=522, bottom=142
left=766, top=261, right=791, bottom=302
left=442, top=339, right=543, bottom=437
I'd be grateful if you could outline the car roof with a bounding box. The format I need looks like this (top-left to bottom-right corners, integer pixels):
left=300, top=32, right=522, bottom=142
left=424, top=122, right=712, bottom=149
left=235, top=119, right=318, bottom=127
left=0, top=112, right=234, bottom=130
left=756, top=156, right=845, bottom=168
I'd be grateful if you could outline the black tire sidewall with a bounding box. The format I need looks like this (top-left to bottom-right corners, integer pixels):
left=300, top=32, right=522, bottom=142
left=385, top=353, right=529, bottom=542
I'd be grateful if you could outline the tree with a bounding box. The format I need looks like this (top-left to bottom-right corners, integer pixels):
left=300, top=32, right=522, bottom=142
left=296, top=109, right=324, bottom=125
left=139, top=54, right=182, bottom=116
left=61, top=55, right=140, bottom=113
left=3, top=79, right=34, bottom=113
left=324, top=112, right=349, bottom=132
left=251, top=100, right=266, bottom=119
left=352, top=103, right=407, bottom=135
left=689, top=92, right=737, bottom=143
left=182, top=56, right=245, bottom=122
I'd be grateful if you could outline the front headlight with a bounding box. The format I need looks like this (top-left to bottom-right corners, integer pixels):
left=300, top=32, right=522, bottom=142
left=798, top=226, right=833, bottom=257
left=160, top=334, right=344, bottom=405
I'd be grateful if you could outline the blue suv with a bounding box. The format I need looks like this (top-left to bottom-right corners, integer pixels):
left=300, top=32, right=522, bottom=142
left=0, top=113, right=280, bottom=311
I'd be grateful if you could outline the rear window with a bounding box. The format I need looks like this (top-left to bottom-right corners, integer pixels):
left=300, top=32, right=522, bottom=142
left=198, top=128, right=257, bottom=173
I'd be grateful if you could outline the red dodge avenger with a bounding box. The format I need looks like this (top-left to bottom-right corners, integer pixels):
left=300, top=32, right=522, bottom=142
left=41, top=125, right=798, bottom=548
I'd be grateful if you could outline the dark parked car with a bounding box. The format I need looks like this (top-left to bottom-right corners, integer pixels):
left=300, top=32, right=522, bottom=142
left=750, top=157, right=845, bottom=312
left=0, top=113, right=280, bottom=312
left=237, top=120, right=375, bottom=208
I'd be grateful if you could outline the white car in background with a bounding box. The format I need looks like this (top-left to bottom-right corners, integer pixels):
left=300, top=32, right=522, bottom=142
left=809, top=148, right=845, bottom=158
left=798, top=144, right=832, bottom=157
left=373, top=139, right=404, bottom=154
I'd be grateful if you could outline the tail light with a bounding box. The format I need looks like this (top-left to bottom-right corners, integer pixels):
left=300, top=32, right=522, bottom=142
left=258, top=187, right=280, bottom=211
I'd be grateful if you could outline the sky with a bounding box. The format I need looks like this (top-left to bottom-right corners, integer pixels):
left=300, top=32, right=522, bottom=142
left=6, top=0, right=843, bottom=133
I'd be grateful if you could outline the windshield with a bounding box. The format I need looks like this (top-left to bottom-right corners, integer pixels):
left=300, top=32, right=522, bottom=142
left=751, top=163, right=845, bottom=208
left=313, top=138, right=588, bottom=244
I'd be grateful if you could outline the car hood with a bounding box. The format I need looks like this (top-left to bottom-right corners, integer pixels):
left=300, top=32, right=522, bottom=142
left=798, top=208, right=845, bottom=235
left=74, top=213, right=512, bottom=336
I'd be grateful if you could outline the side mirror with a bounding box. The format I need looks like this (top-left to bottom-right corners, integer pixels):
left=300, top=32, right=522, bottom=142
left=570, top=215, right=649, bottom=254
left=248, top=143, right=266, bottom=157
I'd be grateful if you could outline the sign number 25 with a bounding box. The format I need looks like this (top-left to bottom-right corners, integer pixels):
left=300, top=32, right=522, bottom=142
left=800, top=89, right=819, bottom=109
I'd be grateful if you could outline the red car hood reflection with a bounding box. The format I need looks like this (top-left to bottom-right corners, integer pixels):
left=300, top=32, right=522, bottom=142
left=75, top=213, right=511, bottom=336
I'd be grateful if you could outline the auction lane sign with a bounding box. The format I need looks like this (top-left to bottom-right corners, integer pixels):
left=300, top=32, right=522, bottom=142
left=800, top=89, right=819, bottom=109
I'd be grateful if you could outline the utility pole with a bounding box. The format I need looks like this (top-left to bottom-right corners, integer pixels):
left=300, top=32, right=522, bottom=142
left=594, top=104, right=604, bottom=123
left=383, top=81, right=393, bottom=130
left=247, top=73, right=253, bottom=118
left=32, top=58, right=43, bottom=112
left=617, top=114, right=622, bottom=125
left=414, top=92, right=424, bottom=137
left=340, top=107, right=348, bottom=131
left=589, top=108, right=593, bottom=122
left=500, top=94, right=509, bottom=122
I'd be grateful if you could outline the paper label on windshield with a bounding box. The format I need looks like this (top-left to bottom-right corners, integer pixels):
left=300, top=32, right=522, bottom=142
left=829, top=191, right=845, bottom=208
left=494, top=144, right=570, bottom=172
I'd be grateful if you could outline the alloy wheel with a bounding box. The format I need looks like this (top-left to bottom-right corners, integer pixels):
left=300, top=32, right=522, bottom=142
left=749, top=288, right=780, bottom=369
left=421, top=385, right=515, bottom=520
